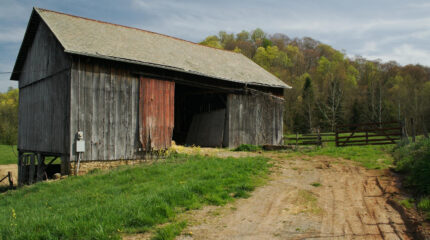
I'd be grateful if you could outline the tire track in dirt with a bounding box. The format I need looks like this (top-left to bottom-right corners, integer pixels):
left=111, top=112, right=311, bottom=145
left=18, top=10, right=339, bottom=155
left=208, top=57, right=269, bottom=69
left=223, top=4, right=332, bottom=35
left=175, top=154, right=413, bottom=240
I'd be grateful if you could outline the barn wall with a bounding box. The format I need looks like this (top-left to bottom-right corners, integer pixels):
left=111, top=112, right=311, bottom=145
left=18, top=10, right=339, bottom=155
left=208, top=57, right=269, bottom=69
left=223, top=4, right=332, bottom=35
left=70, top=57, right=140, bottom=161
left=18, top=20, right=71, bottom=154
left=18, top=21, right=70, bottom=88
left=224, top=93, right=284, bottom=148
left=139, top=77, right=175, bottom=151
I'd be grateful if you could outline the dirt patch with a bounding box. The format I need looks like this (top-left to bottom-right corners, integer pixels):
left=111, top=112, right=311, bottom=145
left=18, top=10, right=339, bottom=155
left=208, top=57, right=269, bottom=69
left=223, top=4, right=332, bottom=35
left=172, top=154, right=415, bottom=240
left=0, top=164, right=17, bottom=187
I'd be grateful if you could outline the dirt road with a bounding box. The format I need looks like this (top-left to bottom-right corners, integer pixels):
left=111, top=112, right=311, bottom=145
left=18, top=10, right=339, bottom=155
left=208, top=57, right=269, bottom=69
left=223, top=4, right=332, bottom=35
left=0, top=164, right=16, bottom=187
left=177, top=153, right=413, bottom=240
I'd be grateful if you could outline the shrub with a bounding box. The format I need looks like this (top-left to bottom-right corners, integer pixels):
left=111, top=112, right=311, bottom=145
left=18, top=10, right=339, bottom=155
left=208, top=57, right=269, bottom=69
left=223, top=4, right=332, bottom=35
left=418, top=197, right=430, bottom=220
left=393, top=138, right=430, bottom=195
left=233, top=144, right=262, bottom=152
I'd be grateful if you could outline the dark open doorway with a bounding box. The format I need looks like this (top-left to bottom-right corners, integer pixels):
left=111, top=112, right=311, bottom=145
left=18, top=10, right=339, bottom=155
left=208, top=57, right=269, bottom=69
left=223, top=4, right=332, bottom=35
left=173, top=83, right=227, bottom=147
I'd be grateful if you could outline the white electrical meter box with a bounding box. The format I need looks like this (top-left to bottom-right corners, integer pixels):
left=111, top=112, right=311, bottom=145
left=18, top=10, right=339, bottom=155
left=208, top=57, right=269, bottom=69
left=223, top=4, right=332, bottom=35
left=76, top=140, right=85, bottom=152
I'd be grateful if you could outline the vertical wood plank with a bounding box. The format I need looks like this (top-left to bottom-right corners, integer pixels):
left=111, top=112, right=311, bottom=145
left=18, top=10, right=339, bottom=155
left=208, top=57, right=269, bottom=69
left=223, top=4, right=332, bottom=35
left=84, top=61, right=93, bottom=160
left=103, top=63, right=111, bottom=160
left=97, top=63, right=105, bottom=160
left=70, top=59, right=79, bottom=162
left=131, top=76, right=138, bottom=159
left=114, top=68, right=121, bottom=159
left=91, top=63, right=100, bottom=161
left=110, top=67, right=117, bottom=160
left=22, top=155, right=28, bottom=185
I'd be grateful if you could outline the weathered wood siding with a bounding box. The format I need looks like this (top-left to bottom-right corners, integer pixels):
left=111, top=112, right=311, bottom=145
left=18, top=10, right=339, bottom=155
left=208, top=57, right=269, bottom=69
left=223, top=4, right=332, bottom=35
left=186, top=109, right=226, bottom=147
left=139, top=77, right=174, bottom=150
left=18, top=21, right=70, bottom=88
left=224, top=93, right=283, bottom=148
left=18, top=20, right=70, bottom=154
left=70, top=58, right=140, bottom=161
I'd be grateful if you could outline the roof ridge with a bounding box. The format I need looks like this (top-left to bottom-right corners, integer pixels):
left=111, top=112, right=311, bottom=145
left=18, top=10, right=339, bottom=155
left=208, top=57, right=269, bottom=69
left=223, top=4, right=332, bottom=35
left=34, top=7, right=241, bottom=55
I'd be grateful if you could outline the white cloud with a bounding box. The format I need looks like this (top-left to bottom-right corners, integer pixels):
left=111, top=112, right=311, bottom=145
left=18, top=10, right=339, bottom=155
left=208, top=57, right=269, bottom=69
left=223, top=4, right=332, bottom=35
left=364, top=44, right=430, bottom=66
left=360, top=41, right=378, bottom=53
left=0, top=27, right=25, bottom=43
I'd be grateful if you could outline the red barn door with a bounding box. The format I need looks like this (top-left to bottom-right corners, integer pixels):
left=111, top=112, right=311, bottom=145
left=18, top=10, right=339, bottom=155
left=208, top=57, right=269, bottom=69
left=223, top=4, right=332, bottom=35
left=139, top=77, right=175, bottom=150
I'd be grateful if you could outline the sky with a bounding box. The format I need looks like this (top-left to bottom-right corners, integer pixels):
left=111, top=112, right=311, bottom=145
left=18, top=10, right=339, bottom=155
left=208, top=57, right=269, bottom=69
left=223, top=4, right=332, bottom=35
left=1, top=0, right=430, bottom=92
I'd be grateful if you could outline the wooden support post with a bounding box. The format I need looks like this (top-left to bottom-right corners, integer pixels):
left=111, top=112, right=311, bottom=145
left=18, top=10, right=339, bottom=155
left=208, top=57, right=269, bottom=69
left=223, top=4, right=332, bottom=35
left=411, top=118, right=416, bottom=143
left=61, top=155, right=70, bottom=176
left=28, top=154, right=35, bottom=185
left=22, top=155, right=28, bottom=185
left=36, top=153, right=45, bottom=182
left=18, top=151, right=23, bottom=187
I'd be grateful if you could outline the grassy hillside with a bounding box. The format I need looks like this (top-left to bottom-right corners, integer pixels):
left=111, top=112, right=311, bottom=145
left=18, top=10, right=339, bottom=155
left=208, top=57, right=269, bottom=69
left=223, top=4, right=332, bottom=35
left=0, top=154, right=270, bottom=239
left=0, top=145, right=17, bottom=165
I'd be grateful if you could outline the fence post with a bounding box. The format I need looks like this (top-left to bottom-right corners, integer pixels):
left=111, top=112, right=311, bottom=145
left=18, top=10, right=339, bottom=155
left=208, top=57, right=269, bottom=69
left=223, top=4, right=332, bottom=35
left=18, top=152, right=23, bottom=187
left=411, top=118, right=416, bottom=143
left=295, top=132, right=298, bottom=149
left=366, top=130, right=368, bottom=145
left=335, top=129, right=339, bottom=147
left=317, top=128, right=322, bottom=147
left=8, top=171, right=13, bottom=189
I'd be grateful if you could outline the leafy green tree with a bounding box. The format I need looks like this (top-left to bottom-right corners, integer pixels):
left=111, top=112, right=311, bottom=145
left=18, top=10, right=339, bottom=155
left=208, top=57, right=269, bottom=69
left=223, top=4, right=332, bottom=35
left=302, top=76, right=315, bottom=131
left=251, top=28, right=265, bottom=43
left=253, top=46, right=291, bottom=71
left=198, top=29, right=430, bottom=134
left=218, top=31, right=235, bottom=50
left=236, top=30, right=250, bottom=41
left=0, top=88, right=19, bottom=145
left=199, top=35, right=222, bottom=49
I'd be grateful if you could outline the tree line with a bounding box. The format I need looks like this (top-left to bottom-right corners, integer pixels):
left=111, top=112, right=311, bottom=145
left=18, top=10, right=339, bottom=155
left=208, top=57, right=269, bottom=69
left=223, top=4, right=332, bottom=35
left=0, top=87, right=18, bottom=145
left=200, top=29, right=430, bottom=134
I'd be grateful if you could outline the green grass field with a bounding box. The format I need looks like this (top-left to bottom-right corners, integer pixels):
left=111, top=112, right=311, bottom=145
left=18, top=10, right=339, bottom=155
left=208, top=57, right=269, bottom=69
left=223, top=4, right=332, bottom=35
left=305, top=145, right=394, bottom=169
left=0, top=145, right=17, bottom=165
left=0, top=154, right=270, bottom=240
left=284, top=133, right=395, bottom=169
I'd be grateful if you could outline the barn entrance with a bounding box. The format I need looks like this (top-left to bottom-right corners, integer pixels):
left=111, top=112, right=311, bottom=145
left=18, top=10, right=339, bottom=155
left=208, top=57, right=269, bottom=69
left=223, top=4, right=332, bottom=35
left=173, top=83, right=227, bottom=147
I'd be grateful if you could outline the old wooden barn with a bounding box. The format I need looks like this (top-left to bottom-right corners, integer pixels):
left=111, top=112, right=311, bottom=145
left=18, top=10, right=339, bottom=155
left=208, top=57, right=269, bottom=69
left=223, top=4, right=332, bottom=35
left=11, top=8, right=290, bottom=183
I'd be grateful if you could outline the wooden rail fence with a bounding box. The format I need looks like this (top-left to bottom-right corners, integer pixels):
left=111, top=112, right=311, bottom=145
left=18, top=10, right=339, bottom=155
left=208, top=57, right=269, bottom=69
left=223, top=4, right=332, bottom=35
left=284, top=132, right=336, bottom=146
left=0, top=171, right=13, bottom=189
left=335, top=121, right=402, bottom=147
left=284, top=121, right=404, bottom=147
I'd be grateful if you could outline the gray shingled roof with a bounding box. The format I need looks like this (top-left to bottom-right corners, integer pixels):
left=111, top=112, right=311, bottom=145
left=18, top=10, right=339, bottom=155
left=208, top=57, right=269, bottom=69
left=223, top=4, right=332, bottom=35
left=13, top=8, right=290, bottom=89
